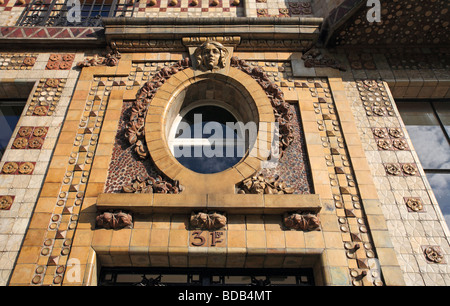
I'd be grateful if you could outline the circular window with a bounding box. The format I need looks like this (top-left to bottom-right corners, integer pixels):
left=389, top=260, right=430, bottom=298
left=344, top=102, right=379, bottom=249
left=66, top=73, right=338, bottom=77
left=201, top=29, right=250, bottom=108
left=145, top=67, right=276, bottom=193
left=168, top=105, right=248, bottom=174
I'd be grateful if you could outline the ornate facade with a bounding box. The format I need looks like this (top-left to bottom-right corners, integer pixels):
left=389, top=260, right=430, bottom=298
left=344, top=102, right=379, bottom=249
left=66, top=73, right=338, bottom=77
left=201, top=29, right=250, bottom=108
left=0, top=0, right=448, bottom=286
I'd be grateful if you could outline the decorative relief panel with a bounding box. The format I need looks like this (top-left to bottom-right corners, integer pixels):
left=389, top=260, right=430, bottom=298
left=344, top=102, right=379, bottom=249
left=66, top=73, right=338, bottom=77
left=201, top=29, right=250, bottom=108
left=11, top=126, right=48, bottom=150
left=330, top=0, right=450, bottom=47
left=46, top=54, right=75, bottom=70
left=0, top=195, right=14, bottom=210
left=27, top=71, right=108, bottom=286
left=347, top=76, right=449, bottom=285
left=356, top=80, right=395, bottom=117
left=1, top=161, right=35, bottom=175
left=256, top=0, right=312, bottom=17
left=104, top=51, right=313, bottom=195
left=0, top=53, right=36, bottom=70
left=26, top=78, right=66, bottom=116
left=104, top=59, right=190, bottom=194
left=296, top=77, right=384, bottom=286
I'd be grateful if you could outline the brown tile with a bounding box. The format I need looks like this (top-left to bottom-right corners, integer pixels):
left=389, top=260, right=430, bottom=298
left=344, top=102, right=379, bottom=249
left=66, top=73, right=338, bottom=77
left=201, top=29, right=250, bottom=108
left=266, top=231, right=285, bottom=249
left=284, top=230, right=305, bottom=249
left=246, top=230, right=266, bottom=249
left=150, top=228, right=170, bottom=247
left=169, top=229, right=189, bottom=248
left=227, top=230, right=246, bottom=248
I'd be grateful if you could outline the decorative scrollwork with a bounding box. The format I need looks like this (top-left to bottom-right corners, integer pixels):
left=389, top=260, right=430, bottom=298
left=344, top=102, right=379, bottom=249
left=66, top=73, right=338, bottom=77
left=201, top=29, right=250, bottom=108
left=392, top=139, right=407, bottom=150
left=230, top=56, right=294, bottom=154
left=124, top=57, right=191, bottom=160
left=376, top=139, right=391, bottom=150
left=122, top=175, right=183, bottom=194
left=388, top=128, right=403, bottom=138
left=372, top=128, right=387, bottom=138
left=12, top=137, right=28, bottom=149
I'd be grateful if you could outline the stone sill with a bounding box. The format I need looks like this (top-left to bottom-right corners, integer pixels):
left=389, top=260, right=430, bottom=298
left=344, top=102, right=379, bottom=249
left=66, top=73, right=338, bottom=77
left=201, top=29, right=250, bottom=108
left=96, top=193, right=322, bottom=214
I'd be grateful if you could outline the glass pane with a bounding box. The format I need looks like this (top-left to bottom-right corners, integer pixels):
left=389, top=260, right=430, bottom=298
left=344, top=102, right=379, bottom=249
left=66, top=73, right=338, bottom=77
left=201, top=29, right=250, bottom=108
left=433, top=102, right=450, bottom=136
left=0, top=102, right=26, bottom=157
left=425, top=173, right=450, bottom=228
left=174, top=146, right=242, bottom=174
left=397, top=102, right=450, bottom=170
left=176, top=106, right=238, bottom=139
left=173, top=106, right=245, bottom=174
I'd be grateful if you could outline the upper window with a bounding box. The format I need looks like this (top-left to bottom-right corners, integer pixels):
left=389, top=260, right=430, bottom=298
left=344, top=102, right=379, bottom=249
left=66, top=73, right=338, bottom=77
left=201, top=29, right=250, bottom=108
left=397, top=100, right=450, bottom=226
left=16, top=0, right=136, bottom=27
left=0, top=100, right=26, bottom=159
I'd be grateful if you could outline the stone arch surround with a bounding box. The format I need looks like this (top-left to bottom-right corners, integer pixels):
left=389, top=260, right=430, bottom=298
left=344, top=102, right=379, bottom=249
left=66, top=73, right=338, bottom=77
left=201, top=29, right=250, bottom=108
left=144, top=67, right=275, bottom=194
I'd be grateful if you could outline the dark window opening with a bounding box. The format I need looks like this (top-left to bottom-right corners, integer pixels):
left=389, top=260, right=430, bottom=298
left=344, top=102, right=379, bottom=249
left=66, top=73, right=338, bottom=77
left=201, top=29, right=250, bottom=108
left=0, top=100, right=26, bottom=159
left=99, top=267, right=315, bottom=286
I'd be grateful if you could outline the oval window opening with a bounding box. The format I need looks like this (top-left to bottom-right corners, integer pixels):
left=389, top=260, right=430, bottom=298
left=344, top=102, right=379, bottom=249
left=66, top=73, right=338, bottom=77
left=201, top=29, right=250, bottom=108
left=169, top=105, right=247, bottom=174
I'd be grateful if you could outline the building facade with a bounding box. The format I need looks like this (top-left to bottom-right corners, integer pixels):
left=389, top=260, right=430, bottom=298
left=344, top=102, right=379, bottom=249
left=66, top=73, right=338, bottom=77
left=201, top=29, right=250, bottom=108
left=0, top=0, right=449, bottom=286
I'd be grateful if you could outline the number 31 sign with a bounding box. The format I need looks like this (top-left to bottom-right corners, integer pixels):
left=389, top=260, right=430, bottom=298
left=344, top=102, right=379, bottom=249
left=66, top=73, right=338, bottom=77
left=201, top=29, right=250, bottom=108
left=190, top=231, right=226, bottom=247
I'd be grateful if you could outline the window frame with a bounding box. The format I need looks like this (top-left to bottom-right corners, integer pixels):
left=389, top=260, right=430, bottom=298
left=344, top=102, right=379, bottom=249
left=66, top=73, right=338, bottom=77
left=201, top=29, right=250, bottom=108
left=16, top=0, right=137, bottom=27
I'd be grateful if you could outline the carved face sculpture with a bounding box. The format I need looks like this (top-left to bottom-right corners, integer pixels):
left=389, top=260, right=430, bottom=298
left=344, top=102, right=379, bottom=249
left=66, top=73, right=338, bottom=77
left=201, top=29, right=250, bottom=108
left=194, top=41, right=228, bottom=71
left=202, top=43, right=221, bottom=69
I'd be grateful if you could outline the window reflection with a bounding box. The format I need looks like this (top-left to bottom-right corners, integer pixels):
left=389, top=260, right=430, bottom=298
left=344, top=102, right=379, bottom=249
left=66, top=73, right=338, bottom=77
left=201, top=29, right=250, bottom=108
left=396, top=102, right=450, bottom=170
left=434, top=102, right=450, bottom=136
left=426, top=173, right=450, bottom=226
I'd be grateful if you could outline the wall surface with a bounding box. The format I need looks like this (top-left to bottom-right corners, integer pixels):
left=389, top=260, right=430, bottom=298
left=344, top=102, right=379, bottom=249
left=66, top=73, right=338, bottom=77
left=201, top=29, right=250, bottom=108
left=0, top=0, right=448, bottom=287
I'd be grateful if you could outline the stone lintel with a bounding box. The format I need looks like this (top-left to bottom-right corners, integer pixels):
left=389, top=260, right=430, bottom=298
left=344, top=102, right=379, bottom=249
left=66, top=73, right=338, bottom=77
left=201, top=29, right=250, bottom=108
left=96, top=193, right=322, bottom=214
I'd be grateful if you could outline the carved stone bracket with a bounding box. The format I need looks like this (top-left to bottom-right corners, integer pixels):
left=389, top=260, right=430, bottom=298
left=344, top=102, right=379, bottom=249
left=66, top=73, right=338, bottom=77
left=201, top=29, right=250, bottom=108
left=301, top=48, right=346, bottom=71
left=76, top=48, right=122, bottom=68
left=190, top=211, right=227, bottom=230
left=96, top=210, right=133, bottom=229
left=283, top=212, right=320, bottom=231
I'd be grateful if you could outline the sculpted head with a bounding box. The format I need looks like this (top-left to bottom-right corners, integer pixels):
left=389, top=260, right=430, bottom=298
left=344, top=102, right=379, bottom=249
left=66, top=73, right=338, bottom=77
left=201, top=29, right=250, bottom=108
left=194, top=41, right=228, bottom=71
